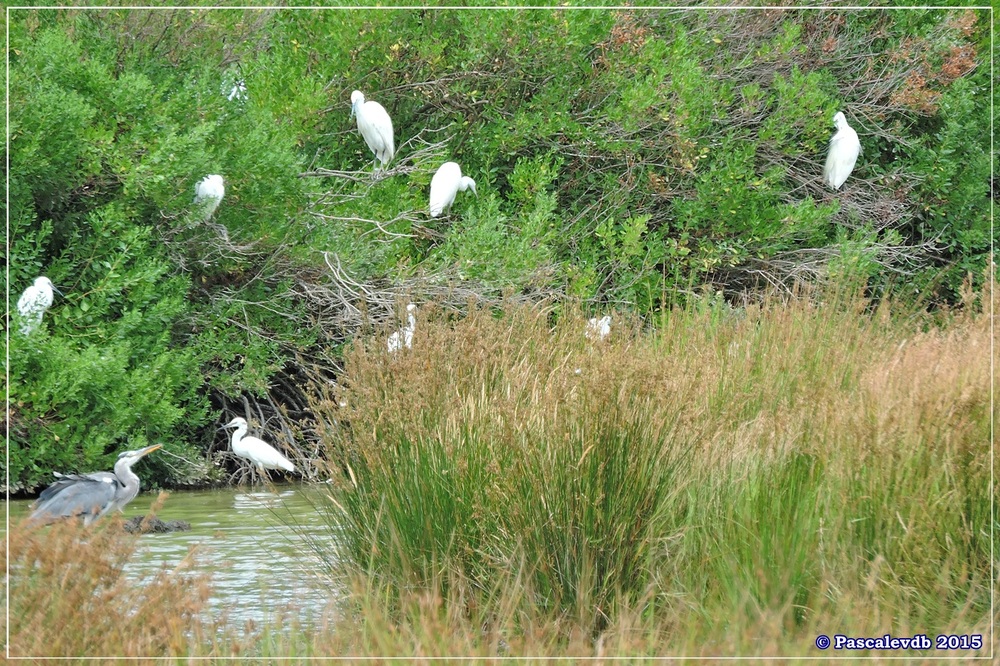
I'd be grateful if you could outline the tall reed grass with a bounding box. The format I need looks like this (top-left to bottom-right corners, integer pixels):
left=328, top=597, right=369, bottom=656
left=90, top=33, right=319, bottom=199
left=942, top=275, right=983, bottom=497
left=310, top=280, right=993, bottom=657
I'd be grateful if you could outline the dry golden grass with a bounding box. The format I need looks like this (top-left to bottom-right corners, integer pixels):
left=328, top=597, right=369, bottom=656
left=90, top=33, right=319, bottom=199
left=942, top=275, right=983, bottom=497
left=3, top=493, right=220, bottom=661
left=308, top=278, right=993, bottom=659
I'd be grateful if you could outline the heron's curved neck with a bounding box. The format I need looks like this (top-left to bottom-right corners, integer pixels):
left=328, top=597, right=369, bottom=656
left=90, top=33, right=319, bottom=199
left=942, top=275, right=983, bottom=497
left=114, top=457, right=140, bottom=487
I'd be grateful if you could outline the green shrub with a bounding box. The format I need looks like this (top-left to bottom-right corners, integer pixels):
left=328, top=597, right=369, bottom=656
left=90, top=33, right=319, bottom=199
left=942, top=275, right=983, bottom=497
left=8, top=7, right=991, bottom=491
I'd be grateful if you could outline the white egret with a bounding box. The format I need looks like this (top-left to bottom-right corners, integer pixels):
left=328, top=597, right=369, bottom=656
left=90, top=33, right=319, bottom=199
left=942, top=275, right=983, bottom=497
left=387, top=303, right=417, bottom=353
left=17, top=276, right=62, bottom=335
left=429, top=162, right=477, bottom=218
left=350, top=90, right=394, bottom=169
left=222, top=417, right=295, bottom=475
left=194, top=174, right=226, bottom=219
left=585, top=315, right=612, bottom=341
left=823, top=111, right=861, bottom=190
left=30, top=444, right=162, bottom=526
left=227, top=80, right=247, bottom=102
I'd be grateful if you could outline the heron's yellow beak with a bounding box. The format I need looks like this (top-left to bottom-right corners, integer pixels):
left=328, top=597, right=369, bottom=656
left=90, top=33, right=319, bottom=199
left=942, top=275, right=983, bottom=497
left=141, top=444, right=163, bottom=456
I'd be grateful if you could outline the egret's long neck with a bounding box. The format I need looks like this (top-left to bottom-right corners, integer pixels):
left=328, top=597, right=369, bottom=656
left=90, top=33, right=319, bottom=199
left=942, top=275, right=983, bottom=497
left=231, top=424, right=248, bottom=450
left=407, top=312, right=416, bottom=330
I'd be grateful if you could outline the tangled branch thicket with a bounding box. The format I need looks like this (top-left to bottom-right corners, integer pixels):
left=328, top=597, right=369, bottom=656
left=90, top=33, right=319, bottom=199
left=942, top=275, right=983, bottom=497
left=86, top=7, right=280, bottom=73
left=300, top=126, right=564, bottom=339
left=200, top=9, right=981, bottom=469
left=550, top=9, right=979, bottom=293
left=197, top=128, right=569, bottom=475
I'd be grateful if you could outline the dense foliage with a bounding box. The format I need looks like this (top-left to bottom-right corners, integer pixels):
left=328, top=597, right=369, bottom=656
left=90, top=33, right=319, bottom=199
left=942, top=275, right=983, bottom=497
left=5, top=6, right=992, bottom=491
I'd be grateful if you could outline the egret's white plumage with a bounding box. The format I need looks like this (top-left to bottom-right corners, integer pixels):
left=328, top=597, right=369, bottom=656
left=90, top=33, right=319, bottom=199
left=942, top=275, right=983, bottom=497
left=586, top=315, right=612, bottom=341
left=350, top=90, right=394, bottom=168
left=17, top=276, right=61, bottom=335
left=388, top=303, right=417, bottom=353
left=222, top=417, right=295, bottom=473
left=823, top=112, right=860, bottom=190
left=228, top=80, right=247, bottom=102
left=195, top=174, right=226, bottom=218
left=429, top=162, right=477, bottom=218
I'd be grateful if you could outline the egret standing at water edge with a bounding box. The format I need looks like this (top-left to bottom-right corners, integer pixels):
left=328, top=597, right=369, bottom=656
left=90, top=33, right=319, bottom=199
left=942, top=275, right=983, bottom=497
left=17, top=276, right=62, bottom=335
left=222, top=417, right=296, bottom=475
left=823, top=112, right=860, bottom=190
left=350, top=90, right=395, bottom=170
left=29, top=444, right=162, bottom=525
left=429, top=162, right=477, bottom=218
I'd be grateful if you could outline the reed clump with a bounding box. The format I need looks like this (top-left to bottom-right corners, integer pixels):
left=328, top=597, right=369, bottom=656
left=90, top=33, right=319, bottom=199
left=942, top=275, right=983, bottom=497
left=4, top=495, right=216, bottom=660
left=311, top=278, right=992, bottom=656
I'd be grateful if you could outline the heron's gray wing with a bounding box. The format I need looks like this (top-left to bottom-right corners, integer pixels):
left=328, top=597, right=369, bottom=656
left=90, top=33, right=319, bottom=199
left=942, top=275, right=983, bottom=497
left=32, top=473, right=119, bottom=522
left=38, top=471, right=115, bottom=499
left=37, top=473, right=85, bottom=503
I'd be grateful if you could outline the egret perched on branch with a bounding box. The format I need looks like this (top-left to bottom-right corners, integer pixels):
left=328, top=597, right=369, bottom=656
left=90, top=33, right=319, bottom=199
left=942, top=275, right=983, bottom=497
left=388, top=303, right=417, bottom=353
left=823, top=111, right=860, bottom=190
left=350, top=90, right=394, bottom=170
left=429, top=162, right=477, bottom=218
left=227, top=79, right=247, bottom=102
left=221, top=417, right=295, bottom=475
left=195, top=174, right=226, bottom=219
left=17, top=276, right=62, bottom=335
left=29, top=444, right=162, bottom=526
left=586, top=315, right=612, bottom=341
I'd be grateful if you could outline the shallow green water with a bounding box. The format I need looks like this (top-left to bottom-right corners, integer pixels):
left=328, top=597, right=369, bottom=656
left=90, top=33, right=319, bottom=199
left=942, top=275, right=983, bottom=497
left=7, top=485, right=341, bottom=626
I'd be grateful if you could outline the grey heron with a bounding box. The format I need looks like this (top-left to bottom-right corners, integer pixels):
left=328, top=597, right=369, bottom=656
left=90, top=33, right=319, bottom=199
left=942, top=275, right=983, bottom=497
left=29, top=444, right=162, bottom=526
